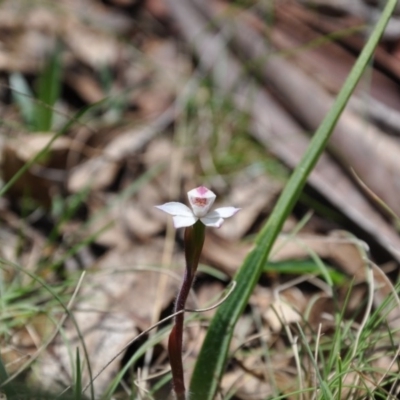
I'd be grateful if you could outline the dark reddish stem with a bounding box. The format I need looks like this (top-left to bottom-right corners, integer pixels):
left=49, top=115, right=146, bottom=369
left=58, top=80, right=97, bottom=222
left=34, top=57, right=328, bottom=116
left=168, top=221, right=205, bottom=400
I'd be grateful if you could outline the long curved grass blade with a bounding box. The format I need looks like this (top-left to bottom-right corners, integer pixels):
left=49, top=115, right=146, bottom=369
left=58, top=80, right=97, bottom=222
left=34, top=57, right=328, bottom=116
left=189, top=2, right=398, bottom=399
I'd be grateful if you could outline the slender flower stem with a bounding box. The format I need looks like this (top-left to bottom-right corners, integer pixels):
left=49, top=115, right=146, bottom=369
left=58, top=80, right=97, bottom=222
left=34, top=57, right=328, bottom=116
left=156, top=186, right=238, bottom=398
left=168, top=221, right=205, bottom=399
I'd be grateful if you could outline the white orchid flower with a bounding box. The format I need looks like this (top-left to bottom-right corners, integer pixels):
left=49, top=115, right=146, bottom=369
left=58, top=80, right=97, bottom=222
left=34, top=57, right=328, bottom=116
left=155, top=186, right=240, bottom=229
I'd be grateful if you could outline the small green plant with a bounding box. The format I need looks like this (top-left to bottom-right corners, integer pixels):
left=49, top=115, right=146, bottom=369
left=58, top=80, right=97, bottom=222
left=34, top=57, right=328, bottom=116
left=156, top=186, right=240, bottom=399
left=10, top=45, right=62, bottom=132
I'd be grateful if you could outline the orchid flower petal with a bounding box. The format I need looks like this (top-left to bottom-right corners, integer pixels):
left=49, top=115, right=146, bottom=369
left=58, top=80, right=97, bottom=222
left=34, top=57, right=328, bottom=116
left=208, top=207, right=241, bottom=219
left=155, top=202, right=193, bottom=216
left=172, top=215, right=198, bottom=228
left=156, top=188, right=239, bottom=230
left=200, top=216, right=224, bottom=228
left=187, top=186, right=216, bottom=217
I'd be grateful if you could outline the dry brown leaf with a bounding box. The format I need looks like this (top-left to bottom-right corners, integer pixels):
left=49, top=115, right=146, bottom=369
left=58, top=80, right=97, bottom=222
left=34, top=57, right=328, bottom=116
left=2, top=133, right=72, bottom=205
left=126, top=176, right=165, bottom=233
left=233, top=314, right=255, bottom=349
left=221, top=352, right=297, bottom=400
left=301, top=0, right=400, bottom=23
left=68, top=157, right=120, bottom=194
left=195, top=280, right=225, bottom=319
left=6, top=133, right=71, bottom=161
left=63, top=19, right=118, bottom=68
left=145, top=0, right=169, bottom=19
left=217, top=172, right=283, bottom=241
left=34, top=244, right=178, bottom=395
left=273, top=5, right=400, bottom=108
left=0, top=0, right=127, bottom=73
left=290, top=1, right=400, bottom=82
left=82, top=193, right=131, bottom=249
left=68, top=113, right=174, bottom=193
left=64, top=0, right=133, bottom=35
left=0, top=5, right=56, bottom=72
left=123, top=201, right=164, bottom=239
left=263, top=287, right=306, bottom=332
left=143, top=137, right=174, bottom=167
left=65, top=72, right=105, bottom=104
left=221, top=369, right=273, bottom=400
left=139, top=39, right=191, bottom=115
left=202, top=232, right=252, bottom=275
left=250, top=286, right=273, bottom=316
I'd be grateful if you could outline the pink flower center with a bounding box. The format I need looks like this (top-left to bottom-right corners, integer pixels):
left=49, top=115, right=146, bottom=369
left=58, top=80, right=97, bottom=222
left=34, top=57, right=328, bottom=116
left=196, top=186, right=208, bottom=195
left=193, top=197, right=207, bottom=207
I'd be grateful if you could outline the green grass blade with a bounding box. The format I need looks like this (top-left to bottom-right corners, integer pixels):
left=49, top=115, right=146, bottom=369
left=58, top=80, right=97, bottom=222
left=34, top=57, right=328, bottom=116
left=35, top=44, right=62, bottom=131
left=264, top=260, right=345, bottom=285
left=0, top=354, right=16, bottom=398
left=296, top=323, right=334, bottom=399
left=9, top=72, right=35, bottom=127
left=189, top=2, right=398, bottom=399
left=74, top=347, right=82, bottom=400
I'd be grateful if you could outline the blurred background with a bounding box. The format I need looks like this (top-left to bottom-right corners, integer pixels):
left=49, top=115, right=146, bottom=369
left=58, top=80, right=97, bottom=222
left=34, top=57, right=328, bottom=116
left=1, top=0, right=400, bottom=399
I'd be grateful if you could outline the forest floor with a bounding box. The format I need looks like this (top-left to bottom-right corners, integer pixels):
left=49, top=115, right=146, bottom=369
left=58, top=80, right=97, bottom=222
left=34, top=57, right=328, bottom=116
left=0, top=0, right=400, bottom=399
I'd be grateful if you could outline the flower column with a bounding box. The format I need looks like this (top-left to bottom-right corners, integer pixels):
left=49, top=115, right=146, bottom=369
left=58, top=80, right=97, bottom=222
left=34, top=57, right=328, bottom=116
left=156, top=186, right=240, bottom=400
